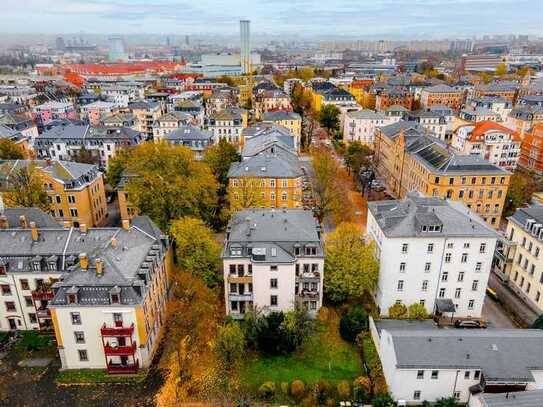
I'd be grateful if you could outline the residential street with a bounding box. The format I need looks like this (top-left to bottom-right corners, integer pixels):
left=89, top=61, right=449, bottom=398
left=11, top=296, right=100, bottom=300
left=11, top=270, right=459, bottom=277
left=487, top=272, right=539, bottom=326
left=482, top=295, right=516, bottom=328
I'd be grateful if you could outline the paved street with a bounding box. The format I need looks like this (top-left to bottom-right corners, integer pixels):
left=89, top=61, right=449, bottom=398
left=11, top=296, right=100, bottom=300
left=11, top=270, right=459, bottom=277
left=482, top=295, right=516, bottom=328
left=487, top=272, right=539, bottom=327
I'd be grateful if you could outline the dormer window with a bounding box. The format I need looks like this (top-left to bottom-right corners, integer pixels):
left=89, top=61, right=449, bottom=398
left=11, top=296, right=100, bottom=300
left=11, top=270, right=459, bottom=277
left=305, top=246, right=317, bottom=256
left=230, top=247, right=242, bottom=256
left=48, top=262, right=56, bottom=271
left=32, top=261, right=41, bottom=271
left=67, top=294, right=77, bottom=304
left=111, top=294, right=119, bottom=304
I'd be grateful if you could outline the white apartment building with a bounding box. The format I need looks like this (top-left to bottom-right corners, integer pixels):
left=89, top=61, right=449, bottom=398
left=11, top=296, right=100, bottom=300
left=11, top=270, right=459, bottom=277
left=3, top=216, right=172, bottom=375
left=222, top=209, right=324, bottom=319
left=367, top=192, right=500, bottom=318
left=101, top=86, right=143, bottom=108
left=453, top=121, right=521, bottom=171
left=284, top=78, right=303, bottom=96
left=502, top=205, right=543, bottom=314
left=468, top=96, right=512, bottom=122
left=207, top=109, right=244, bottom=145
left=152, top=111, right=193, bottom=141
left=370, top=318, right=543, bottom=405
left=343, top=109, right=394, bottom=145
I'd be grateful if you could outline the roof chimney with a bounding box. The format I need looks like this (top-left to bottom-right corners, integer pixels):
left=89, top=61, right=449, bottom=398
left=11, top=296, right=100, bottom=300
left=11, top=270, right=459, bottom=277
left=95, top=258, right=103, bottom=276
left=79, top=253, right=89, bottom=270
left=111, top=238, right=118, bottom=249
left=19, top=215, right=28, bottom=229
left=0, top=215, right=8, bottom=229
left=122, top=219, right=130, bottom=231
left=63, top=221, right=71, bottom=229
left=79, top=223, right=88, bottom=234
left=30, top=222, right=38, bottom=241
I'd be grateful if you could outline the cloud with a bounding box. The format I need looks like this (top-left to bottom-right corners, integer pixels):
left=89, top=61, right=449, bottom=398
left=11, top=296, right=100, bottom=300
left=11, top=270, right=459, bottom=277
left=0, top=0, right=541, bottom=36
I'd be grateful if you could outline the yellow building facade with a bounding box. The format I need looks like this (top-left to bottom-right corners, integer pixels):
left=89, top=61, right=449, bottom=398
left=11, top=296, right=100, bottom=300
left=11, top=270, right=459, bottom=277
left=374, top=124, right=511, bottom=228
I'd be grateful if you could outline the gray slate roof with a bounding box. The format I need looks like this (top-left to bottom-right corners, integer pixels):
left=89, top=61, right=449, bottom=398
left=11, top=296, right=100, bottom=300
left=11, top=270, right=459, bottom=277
left=479, top=390, right=543, bottom=407
left=387, top=326, right=543, bottom=382
left=1, top=207, right=59, bottom=228
left=368, top=191, right=500, bottom=238
left=508, top=205, right=543, bottom=229
left=228, top=151, right=303, bottom=178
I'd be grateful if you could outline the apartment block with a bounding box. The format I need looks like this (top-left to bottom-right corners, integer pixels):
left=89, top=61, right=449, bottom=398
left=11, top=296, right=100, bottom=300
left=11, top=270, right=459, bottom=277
left=374, top=121, right=511, bottom=228
left=343, top=109, right=394, bottom=146
left=367, top=192, right=499, bottom=318
left=222, top=209, right=323, bottom=318
left=420, top=85, right=464, bottom=111
left=519, top=124, right=543, bottom=174
left=262, top=111, right=302, bottom=141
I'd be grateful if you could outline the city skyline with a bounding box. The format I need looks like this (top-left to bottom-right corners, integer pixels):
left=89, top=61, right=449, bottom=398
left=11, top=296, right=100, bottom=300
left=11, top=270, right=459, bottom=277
left=1, top=0, right=543, bottom=38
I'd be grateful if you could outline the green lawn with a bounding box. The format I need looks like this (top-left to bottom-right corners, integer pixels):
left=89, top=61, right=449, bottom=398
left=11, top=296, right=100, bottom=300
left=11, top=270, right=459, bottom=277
left=241, top=308, right=362, bottom=388
left=56, top=369, right=146, bottom=385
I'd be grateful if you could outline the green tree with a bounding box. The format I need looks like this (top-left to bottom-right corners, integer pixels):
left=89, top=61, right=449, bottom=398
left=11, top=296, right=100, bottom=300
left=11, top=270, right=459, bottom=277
left=495, top=63, right=508, bottom=76
left=123, top=142, right=218, bottom=230
left=344, top=141, right=373, bottom=175
left=435, top=397, right=459, bottom=407
left=0, top=139, right=24, bottom=159
left=203, top=138, right=240, bottom=194
left=3, top=164, right=49, bottom=211
left=372, top=394, right=394, bottom=407
left=169, top=216, right=221, bottom=287
left=408, top=303, right=428, bottom=320
left=291, top=83, right=317, bottom=149
left=318, top=104, right=341, bottom=135
left=505, top=171, right=542, bottom=216
left=324, top=223, right=379, bottom=302
left=339, top=305, right=369, bottom=342
left=388, top=303, right=408, bottom=319
left=215, top=322, right=246, bottom=368
left=105, top=148, right=130, bottom=187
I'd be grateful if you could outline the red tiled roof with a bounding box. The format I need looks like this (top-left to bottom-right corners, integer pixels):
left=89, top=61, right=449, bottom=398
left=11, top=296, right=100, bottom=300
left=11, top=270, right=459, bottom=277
left=61, top=61, right=186, bottom=76
left=469, top=121, right=521, bottom=142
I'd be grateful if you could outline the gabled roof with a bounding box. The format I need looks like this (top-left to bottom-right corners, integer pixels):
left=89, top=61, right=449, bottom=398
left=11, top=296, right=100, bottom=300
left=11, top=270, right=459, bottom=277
left=164, top=125, right=213, bottom=141
left=228, top=150, right=303, bottom=178
left=422, top=84, right=462, bottom=94
left=469, top=121, right=521, bottom=142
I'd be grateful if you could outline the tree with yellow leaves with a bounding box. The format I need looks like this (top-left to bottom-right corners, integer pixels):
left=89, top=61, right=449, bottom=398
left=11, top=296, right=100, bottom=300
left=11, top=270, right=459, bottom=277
left=122, top=141, right=219, bottom=231
left=324, top=223, right=379, bottom=302
left=3, top=164, right=49, bottom=211
left=227, top=177, right=265, bottom=212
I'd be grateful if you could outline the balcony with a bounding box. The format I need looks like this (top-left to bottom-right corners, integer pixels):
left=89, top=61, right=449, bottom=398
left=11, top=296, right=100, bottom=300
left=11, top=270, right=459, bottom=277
left=32, top=288, right=55, bottom=301
left=296, top=271, right=321, bottom=281
left=228, top=275, right=253, bottom=284
left=101, top=323, right=135, bottom=337
left=299, top=290, right=319, bottom=299
left=36, top=308, right=51, bottom=319
left=104, top=341, right=137, bottom=356
left=228, top=293, right=253, bottom=301
left=106, top=360, right=139, bottom=375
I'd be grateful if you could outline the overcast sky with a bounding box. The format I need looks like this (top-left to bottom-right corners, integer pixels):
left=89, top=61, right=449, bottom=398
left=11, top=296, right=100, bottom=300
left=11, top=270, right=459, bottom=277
left=1, top=0, right=542, bottom=38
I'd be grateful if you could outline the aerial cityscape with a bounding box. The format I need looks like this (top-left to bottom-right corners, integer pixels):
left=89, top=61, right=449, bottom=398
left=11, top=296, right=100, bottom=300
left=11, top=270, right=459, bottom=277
left=2, top=2, right=543, bottom=406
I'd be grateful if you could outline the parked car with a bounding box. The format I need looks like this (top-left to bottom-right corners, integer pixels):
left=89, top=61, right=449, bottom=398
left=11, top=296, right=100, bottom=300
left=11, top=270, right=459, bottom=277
left=454, top=320, right=486, bottom=329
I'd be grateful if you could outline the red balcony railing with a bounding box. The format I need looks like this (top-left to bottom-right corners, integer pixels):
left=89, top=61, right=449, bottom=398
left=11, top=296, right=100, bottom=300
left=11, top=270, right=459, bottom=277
left=101, top=323, right=134, bottom=337
left=36, top=308, right=51, bottom=318
left=32, top=290, right=55, bottom=301
left=106, top=360, right=139, bottom=375
left=104, top=341, right=137, bottom=356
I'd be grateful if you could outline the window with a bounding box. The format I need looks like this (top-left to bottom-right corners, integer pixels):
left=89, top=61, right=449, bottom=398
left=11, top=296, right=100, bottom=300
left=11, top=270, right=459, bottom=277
left=442, top=271, right=448, bottom=282
left=5, top=301, right=16, bottom=311
left=461, top=253, right=468, bottom=263
left=474, top=370, right=481, bottom=380
left=417, top=370, right=424, bottom=379
left=230, top=301, right=238, bottom=311
left=537, top=292, right=541, bottom=302
left=445, top=253, right=452, bottom=263
left=427, top=243, right=434, bottom=253
left=422, top=280, right=428, bottom=291
left=229, top=264, right=236, bottom=274
left=413, top=391, right=421, bottom=400
left=458, top=272, right=464, bottom=282
left=270, top=265, right=278, bottom=271
left=70, top=208, right=78, bottom=217
left=74, top=331, right=85, bottom=344
left=439, top=288, right=446, bottom=298
left=68, top=195, right=76, bottom=204
left=397, top=280, right=404, bottom=291
left=399, top=262, right=406, bottom=272
left=424, top=262, right=431, bottom=272
left=431, top=370, right=439, bottom=379
left=270, top=278, right=278, bottom=288
left=230, top=283, right=237, bottom=293
left=78, top=349, right=88, bottom=362
left=24, top=296, right=33, bottom=307
left=480, top=243, right=486, bottom=253
left=472, top=280, right=479, bottom=291
left=71, top=312, right=81, bottom=325
left=447, top=242, right=454, bottom=249
left=454, top=391, right=461, bottom=400
left=20, top=279, right=30, bottom=290
left=455, top=288, right=462, bottom=298
left=281, top=192, right=288, bottom=201
left=1, top=285, right=11, bottom=296
left=401, top=243, right=408, bottom=253
left=270, top=295, right=278, bottom=306
left=29, top=313, right=37, bottom=324
left=475, top=262, right=482, bottom=272
left=464, top=242, right=470, bottom=249
left=468, top=299, right=475, bottom=310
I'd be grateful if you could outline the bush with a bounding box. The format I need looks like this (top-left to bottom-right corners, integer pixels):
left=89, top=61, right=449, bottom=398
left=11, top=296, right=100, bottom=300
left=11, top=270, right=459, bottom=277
left=337, top=380, right=351, bottom=398
left=315, top=379, right=332, bottom=404
left=408, top=303, right=428, bottom=320
left=280, top=382, right=289, bottom=395
left=16, top=331, right=52, bottom=351
left=291, top=380, right=306, bottom=401
left=317, top=305, right=330, bottom=322
left=301, top=394, right=317, bottom=407
left=372, top=394, right=394, bottom=407
left=258, top=381, right=276, bottom=399
left=388, top=303, right=407, bottom=319
left=340, top=305, right=369, bottom=342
